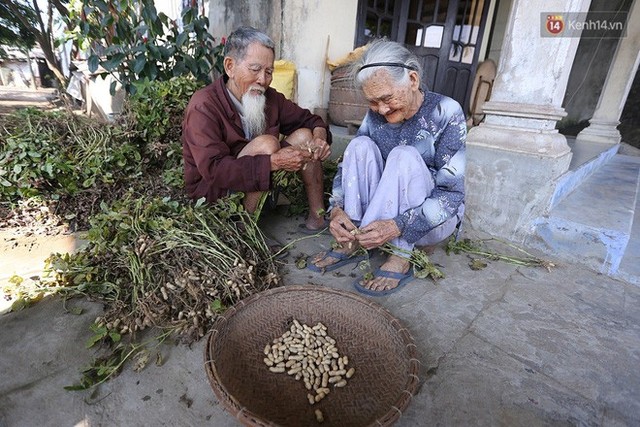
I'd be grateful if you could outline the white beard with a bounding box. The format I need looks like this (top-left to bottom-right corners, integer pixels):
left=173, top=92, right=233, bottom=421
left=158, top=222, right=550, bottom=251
left=242, top=88, right=267, bottom=139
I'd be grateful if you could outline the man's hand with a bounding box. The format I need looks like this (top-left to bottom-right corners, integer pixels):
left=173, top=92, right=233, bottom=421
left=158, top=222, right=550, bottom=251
left=308, top=137, right=331, bottom=161
left=355, top=219, right=401, bottom=250
left=270, top=146, right=312, bottom=171
left=308, top=127, right=330, bottom=161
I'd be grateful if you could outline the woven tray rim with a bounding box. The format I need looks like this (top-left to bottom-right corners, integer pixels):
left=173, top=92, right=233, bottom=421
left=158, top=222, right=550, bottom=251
left=204, top=284, right=421, bottom=427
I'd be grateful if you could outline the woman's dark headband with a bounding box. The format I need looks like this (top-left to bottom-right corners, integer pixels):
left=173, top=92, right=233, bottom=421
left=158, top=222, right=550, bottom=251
left=358, top=62, right=418, bottom=72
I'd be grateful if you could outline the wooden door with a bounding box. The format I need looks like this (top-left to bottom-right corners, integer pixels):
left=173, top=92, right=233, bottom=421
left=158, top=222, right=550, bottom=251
left=355, top=0, right=491, bottom=114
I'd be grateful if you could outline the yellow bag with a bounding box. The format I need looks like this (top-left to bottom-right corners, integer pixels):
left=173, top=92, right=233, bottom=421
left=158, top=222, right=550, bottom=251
left=271, top=60, right=297, bottom=101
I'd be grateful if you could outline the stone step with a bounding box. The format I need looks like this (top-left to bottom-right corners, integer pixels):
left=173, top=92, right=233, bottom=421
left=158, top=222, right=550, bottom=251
left=529, top=154, right=640, bottom=277
left=616, top=185, right=640, bottom=285
left=329, top=125, right=352, bottom=160
left=549, top=139, right=619, bottom=209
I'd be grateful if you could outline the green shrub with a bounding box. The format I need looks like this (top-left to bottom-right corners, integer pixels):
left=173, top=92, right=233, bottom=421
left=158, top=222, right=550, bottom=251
left=68, top=0, right=221, bottom=95
left=125, top=76, right=205, bottom=188
left=0, top=108, right=142, bottom=202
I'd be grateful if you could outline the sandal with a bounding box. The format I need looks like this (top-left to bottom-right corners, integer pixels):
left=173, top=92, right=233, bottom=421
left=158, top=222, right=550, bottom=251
left=307, top=250, right=366, bottom=273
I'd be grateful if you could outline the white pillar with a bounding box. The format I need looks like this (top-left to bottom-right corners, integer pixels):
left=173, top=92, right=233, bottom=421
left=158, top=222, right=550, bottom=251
left=576, top=0, right=640, bottom=145
left=465, top=0, right=592, bottom=242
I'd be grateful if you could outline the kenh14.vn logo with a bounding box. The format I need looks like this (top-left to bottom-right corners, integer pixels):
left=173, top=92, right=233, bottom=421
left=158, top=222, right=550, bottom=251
left=546, top=15, right=564, bottom=35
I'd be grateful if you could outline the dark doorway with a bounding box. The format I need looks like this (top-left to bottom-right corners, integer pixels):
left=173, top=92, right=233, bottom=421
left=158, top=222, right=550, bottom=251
left=355, top=0, right=491, bottom=114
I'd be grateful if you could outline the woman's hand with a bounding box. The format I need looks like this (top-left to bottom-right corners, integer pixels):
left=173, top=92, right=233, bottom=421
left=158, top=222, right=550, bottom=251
left=355, top=219, right=401, bottom=250
left=328, top=207, right=358, bottom=244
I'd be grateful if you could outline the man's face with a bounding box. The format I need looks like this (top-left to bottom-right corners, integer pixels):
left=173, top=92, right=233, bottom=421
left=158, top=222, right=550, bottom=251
left=225, top=42, right=275, bottom=102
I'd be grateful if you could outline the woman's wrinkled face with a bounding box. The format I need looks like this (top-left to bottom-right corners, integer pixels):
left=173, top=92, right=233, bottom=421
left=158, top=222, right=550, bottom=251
left=361, top=70, right=421, bottom=124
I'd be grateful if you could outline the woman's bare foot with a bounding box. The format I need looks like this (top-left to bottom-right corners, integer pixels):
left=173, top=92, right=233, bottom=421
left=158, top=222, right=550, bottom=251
left=359, top=254, right=411, bottom=292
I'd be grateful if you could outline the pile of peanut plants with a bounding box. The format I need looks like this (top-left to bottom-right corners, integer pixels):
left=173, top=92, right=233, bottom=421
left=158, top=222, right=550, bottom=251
left=0, top=77, right=284, bottom=390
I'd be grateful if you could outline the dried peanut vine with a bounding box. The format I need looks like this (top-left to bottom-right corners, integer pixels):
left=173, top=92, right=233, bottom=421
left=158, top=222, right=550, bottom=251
left=45, top=193, right=283, bottom=390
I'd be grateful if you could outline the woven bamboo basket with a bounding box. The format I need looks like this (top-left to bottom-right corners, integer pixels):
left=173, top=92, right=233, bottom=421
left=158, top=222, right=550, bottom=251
left=204, top=285, right=421, bottom=426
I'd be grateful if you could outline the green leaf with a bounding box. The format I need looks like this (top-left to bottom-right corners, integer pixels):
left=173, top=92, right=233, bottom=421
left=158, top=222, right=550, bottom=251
left=101, top=53, right=126, bottom=71
left=151, top=18, right=163, bottom=35
left=144, top=62, right=158, bottom=81
left=132, top=55, right=146, bottom=74
left=184, top=56, right=196, bottom=72
left=176, top=32, right=188, bottom=48
left=11, top=298, right=28, bottom=311
left=147, top=44, right=160, bottom=58
left=469, top=258, right=488, bottom=270
left=69, top=306, right=84, bottom=315
left=85, top=333, right=105, bottom=349
left=64, top=384, right=90, bottom=391
left=95, top=1, right=109, bottom=13
left=103, top=45, right=122, bottom=55
left=158, top=45, right=171, bottom=59
left=88, top=55, right=100, bottom=73
left=141, top=2, right=158, bottom=24
left=90, top=323, right=107, bottom=334
left=172, top=61, right=187, bottom=76
left=209, top=299, right=225, bottom=314
left=131, top=45, right=147, bottom=53
left=182, top=7, right=194, bottom=24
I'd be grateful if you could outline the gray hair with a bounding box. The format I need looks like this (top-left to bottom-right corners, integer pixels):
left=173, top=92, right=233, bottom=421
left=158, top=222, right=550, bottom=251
left=351, top=39, right=423, bottom=88
left=223, top=26, right=275, bottom=61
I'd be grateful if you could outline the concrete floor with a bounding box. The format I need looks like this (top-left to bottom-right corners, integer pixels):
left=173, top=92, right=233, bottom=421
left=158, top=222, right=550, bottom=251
left=1, top=212, right=639, bottom=427
left=1, top=86, right=638, bottom=426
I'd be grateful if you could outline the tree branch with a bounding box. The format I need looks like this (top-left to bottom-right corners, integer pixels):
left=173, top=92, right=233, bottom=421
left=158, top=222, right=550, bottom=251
left=49, top=0, right=69, bottom=18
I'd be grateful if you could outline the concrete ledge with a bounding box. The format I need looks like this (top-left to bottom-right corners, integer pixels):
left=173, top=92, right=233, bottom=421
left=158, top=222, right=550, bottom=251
left=530, top=217, right=629, bottom=275
left=530, top=154, right=640, bottom=276
left=550, top=141, right=619, bottom=209
left=329, top=125, right=351, bottom=160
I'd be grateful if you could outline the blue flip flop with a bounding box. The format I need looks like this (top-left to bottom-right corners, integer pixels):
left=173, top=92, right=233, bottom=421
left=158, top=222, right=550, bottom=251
left=298, top=221, right=329, bottom=235
left=307, top=250, right=366, bottom=273
left=354, top=268, right=415, bottom=296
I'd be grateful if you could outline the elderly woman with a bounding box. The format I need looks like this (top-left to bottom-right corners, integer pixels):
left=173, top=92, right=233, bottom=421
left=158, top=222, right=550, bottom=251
left=308, top=39, right=466, bottom=296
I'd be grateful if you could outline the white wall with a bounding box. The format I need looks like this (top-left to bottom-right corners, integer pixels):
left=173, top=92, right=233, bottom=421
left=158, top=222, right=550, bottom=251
left=280, top=0, right=359, bottom=110
left=155, top=0, right=182, bottom=21
left=207, top=0, right=359, bottom=111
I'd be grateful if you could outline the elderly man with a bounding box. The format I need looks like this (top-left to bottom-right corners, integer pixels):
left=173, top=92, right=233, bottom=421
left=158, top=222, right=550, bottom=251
left=182, top=26, right=331, bottom=232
